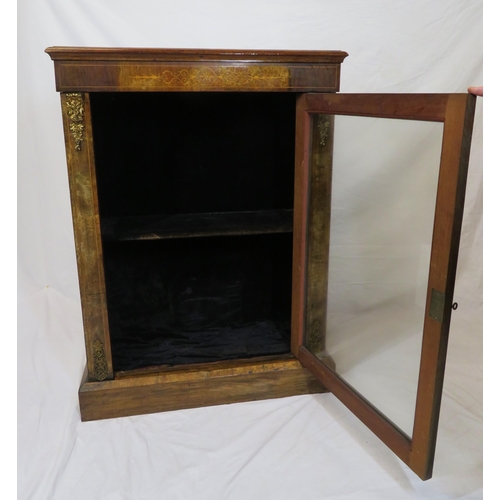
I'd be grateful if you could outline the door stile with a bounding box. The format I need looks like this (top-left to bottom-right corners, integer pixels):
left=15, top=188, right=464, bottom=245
left=409, top=94, right=476, bottom=479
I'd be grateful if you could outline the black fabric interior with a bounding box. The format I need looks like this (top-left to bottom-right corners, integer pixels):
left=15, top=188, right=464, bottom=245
left=104, top=235, right=292, bottom=371
left=90, top=92, right=296, bottom=371
left=90, top=92, right=296, bottom=217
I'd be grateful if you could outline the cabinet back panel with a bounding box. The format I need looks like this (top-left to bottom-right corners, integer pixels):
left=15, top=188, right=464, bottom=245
left=103, top=234, right=292, bottom=371
left=90, top=92, right=296, bottom=217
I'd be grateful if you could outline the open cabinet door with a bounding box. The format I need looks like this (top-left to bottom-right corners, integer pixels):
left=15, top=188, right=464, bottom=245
left=291, top=93, right=476, bottom=480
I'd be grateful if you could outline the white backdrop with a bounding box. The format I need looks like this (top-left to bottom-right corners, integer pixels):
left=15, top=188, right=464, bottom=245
left=18, top=1, right=483, bottom=499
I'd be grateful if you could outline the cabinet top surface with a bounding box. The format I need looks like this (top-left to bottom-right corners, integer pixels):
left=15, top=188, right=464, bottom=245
left=45, top=46, right=348, bottom=63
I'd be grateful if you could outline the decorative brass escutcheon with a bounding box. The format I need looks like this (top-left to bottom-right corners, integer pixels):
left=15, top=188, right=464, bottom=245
left=65, top=93, right=84, bottom=151
left=92, top=339, right=108, bottom=381
left=318, top=115, right=330, bottom=146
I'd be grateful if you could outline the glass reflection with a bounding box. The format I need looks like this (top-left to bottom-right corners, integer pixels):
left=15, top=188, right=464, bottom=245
left=311, top=114, right=443, bottom=437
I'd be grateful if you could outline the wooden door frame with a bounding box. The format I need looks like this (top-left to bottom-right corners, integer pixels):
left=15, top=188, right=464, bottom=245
left=291, top=93, right=476, bottom=480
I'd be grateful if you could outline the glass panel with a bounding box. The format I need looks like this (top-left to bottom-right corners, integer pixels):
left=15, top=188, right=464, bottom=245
left=306, top=115, right=443, bottom=437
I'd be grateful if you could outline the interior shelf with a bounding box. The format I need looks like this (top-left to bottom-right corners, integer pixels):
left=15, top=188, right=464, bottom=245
left=100, top=209, right=293, bottom=241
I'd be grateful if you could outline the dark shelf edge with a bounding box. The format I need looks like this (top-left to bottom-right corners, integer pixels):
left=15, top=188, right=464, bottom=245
left=101, top=209, right=294, bottom=242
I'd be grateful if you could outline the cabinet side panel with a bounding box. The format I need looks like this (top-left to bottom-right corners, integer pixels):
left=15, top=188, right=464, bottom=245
left=291, top=103, right=334, bottom=356
left=60, top=92, right=113, bottom=381
left=304, top=114, right=334, bottom=355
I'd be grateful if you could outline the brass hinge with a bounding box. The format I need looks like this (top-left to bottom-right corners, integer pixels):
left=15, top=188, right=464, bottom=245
left=429, top=288, right=445, bottom=323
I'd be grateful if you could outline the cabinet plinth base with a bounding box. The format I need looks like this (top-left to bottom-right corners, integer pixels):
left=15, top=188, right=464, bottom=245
left=79, top=355, right=327, bottom=421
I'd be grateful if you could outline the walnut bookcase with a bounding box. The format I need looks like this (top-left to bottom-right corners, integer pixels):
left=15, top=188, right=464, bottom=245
left=46, top=47, right=475, bottom=480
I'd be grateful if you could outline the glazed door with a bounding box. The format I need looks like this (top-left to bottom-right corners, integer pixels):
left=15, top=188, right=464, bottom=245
left=291, top=93, right=476, bottom=480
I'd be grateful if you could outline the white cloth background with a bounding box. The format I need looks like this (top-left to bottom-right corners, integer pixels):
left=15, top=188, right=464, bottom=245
left=18, top=1, right=483, bottom=499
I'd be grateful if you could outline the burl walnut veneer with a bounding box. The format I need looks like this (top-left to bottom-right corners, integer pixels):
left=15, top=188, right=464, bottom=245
left=46, top=47, right=475, bottom=480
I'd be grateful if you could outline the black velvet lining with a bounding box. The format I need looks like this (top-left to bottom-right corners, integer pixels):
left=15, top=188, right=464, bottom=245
left=104, top=235, right=293, bottom=371
left=111, top=321, right=290, bottom=370
left=90, top=92, right=297, bottom=372
left=90, top=92, right=297, bottom=218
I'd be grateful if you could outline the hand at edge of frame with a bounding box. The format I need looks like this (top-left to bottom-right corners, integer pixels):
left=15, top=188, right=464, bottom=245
left=468, top=86, right=483, bottom=96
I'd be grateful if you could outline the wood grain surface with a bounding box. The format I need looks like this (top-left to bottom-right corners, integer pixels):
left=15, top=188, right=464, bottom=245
left=61, top=92, right=113, bottom=382
left=46, top=47, right=347, bottom=92
left=79, top=355, right=327, bottom=421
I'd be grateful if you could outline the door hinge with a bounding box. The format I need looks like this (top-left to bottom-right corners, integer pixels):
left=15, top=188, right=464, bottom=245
left=429, top=288, right=446, bottom=323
